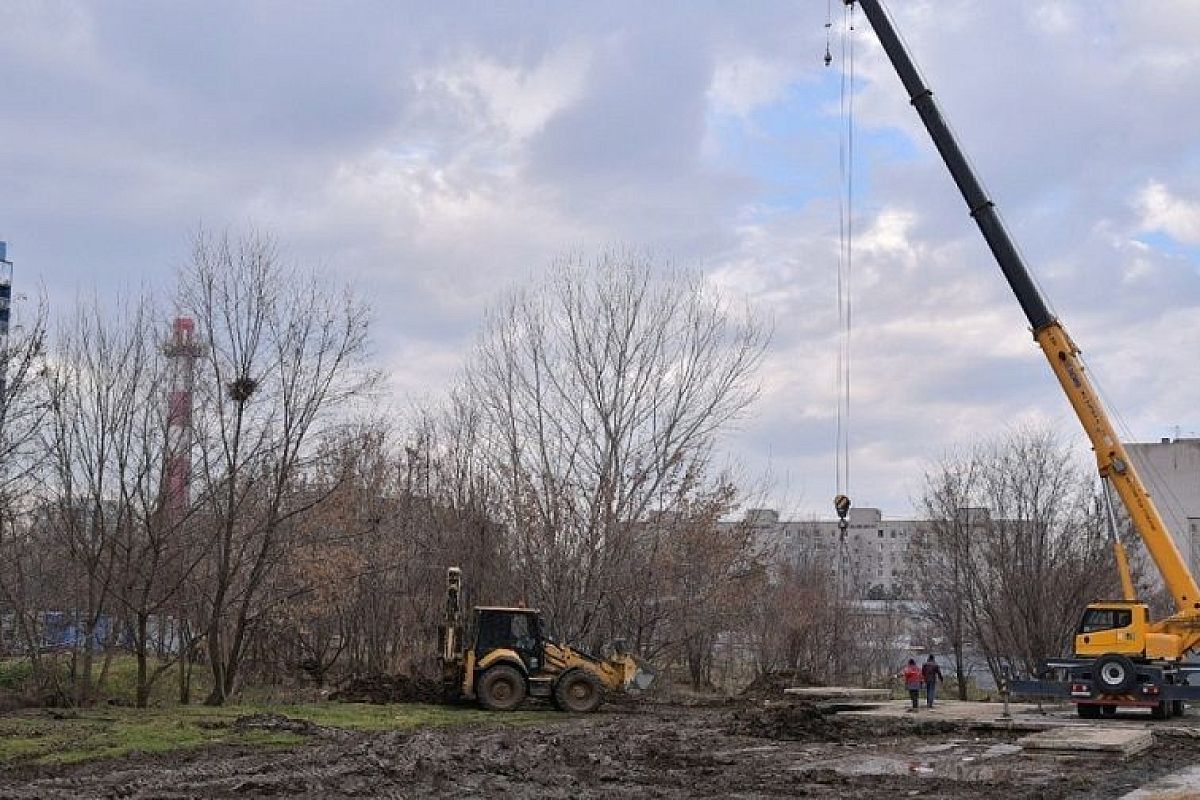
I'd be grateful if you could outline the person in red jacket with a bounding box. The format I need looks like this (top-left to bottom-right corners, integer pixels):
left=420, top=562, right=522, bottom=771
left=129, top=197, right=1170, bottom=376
left=900, top=658, right=922, bottom=712
left=922, top=655, right=944, bottom=708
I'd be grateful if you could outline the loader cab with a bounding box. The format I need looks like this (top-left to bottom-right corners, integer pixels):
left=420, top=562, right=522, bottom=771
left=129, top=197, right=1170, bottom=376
left=1074, top=603, right=1146, bottom=658
left=472, top=607, right=545, bottom=673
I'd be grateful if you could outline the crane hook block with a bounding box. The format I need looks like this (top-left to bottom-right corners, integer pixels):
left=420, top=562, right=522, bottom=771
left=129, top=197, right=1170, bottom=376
left=834, top=494, right=851, bottom=520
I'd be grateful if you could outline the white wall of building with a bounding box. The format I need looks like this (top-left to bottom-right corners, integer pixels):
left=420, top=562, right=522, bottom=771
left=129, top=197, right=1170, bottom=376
left=1126, top=438, right=1200, bottom=579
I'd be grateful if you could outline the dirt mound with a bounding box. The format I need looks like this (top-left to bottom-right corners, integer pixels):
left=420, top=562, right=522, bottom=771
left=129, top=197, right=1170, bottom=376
left=231, top=713, right=326, bottom=736
left=328, top=674, right=444, bottom=704
left=729, top=701, right=965, bottom=743
left=739, top=669, right=822, bottom=700
left=728, top=700, right=846, bottom=740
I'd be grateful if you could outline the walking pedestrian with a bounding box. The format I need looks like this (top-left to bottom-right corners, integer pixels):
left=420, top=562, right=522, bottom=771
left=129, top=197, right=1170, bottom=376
left=901, top=658, right=922, bottom=712
left=922, top=654, right=944, bottom=708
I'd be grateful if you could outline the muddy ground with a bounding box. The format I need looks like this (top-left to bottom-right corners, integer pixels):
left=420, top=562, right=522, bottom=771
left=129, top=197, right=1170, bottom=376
left=0, top=701, right=1195, bottom=799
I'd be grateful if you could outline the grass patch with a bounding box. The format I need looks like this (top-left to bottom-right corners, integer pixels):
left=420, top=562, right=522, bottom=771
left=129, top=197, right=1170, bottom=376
left=0, top=702, right=559, bottom=766
left=0, top=654, right=216, bottom=708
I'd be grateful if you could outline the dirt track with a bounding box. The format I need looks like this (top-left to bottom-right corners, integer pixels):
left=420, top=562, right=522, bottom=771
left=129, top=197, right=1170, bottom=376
left=0, top=702, right=1194, bottom=799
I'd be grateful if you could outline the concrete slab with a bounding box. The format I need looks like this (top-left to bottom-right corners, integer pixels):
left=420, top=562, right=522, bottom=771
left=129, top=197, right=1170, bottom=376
left=842, top=699, right=1060, bottom=730
left=1118, top=764, right=1200, bottom=799
left=840, top=699, right=1200, bottom=735
left=1018, top=726, right=1152, bottom=756
left=783, top=686, right=891, bottom=701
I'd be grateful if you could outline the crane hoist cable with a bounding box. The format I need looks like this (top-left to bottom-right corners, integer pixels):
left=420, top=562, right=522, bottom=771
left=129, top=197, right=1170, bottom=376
left=831, top=1, right=857, bottom=565
left=823, top=0, right=833, bottom=66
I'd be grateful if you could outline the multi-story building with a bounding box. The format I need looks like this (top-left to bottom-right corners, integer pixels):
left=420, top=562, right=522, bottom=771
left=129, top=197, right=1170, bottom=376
left=1127, top=437, right=1200, bottom=579
left=738, top=507, right=919, bottom=596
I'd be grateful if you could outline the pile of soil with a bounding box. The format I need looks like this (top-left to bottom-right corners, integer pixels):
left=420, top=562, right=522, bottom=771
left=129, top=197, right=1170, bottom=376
left=230, top=713, right=327, bottom=737
left=739, top=669, right=822, bottom=700
left=728, top=701, right=965, bottom=743
left=727, top=700, right=846, bottom=741
left=328, top=674, right=444, bottom=704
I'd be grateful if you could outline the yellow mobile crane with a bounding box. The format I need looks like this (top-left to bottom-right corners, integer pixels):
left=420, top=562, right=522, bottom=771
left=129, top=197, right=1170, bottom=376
left=850, top=0, right=1200, bottom=718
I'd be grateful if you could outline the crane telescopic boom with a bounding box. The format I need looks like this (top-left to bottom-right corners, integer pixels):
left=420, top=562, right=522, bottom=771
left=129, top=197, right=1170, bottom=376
left=849, top=0, right=1200, bottom=629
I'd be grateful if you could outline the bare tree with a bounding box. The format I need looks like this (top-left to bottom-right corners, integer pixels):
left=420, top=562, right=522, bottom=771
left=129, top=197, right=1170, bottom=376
left=181, top=229, right=375, bottom=704
left=465, top=251, right=769, bottom=646
left=915, top=427, right=1114, bottom=686
left=910, top=454, right=979, bottom=699
left=0, top=297, right=49, bottom=663
left=0, top=296, right=49, bottom=505
left=42, top=297, right=162, bottom=704
left=745, top=545, right=864, bottom=685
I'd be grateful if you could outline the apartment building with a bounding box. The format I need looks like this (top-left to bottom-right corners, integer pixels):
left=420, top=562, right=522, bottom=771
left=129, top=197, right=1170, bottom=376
left=739, top=506, right=919, bottom=596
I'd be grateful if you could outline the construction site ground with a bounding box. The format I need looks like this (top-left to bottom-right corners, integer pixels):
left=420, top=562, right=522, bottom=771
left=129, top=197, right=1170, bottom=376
left=0, top=697, right=1198, bottom=799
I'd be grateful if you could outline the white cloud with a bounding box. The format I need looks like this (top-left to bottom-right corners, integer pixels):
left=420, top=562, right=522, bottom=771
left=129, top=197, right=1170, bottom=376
left=2, top=1, right=1199, bottom=520
left=1136, top=181, right=1200, bottom=245
left=417, top=45, right=594, bottom=142
left=708, top=56, right=794, bottom=118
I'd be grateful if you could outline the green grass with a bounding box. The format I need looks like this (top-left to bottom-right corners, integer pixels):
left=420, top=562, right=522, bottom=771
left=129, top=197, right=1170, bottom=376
left=0, top=702, right=559, bottom=766
left=0, top=654, right=217, bottom=708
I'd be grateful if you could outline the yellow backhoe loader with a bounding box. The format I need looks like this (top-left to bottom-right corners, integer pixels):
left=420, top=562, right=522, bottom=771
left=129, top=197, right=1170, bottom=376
left=438, top=567, right=654, bottom=712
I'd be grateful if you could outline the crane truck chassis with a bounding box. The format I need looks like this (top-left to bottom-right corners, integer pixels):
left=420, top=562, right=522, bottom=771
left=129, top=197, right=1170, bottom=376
left=438, top=567, right=654, bottom=712
left=850, top=0, right=1200, bottom=718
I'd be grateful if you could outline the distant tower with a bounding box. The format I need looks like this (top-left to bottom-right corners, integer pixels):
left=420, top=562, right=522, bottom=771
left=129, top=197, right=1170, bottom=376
left=0, top=242, right=11, bottom=406
left=162, top=317, right=203, bottom=523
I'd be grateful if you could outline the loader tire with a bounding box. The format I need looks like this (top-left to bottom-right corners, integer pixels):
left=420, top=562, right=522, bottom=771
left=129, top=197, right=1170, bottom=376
left=554, top=670, right=604, bottom=713
left=1094, top=654, right=1136, bottom=694
left=478, top=665, right=527, bottom=711
left=1077, top=704, right=1101, bottom=719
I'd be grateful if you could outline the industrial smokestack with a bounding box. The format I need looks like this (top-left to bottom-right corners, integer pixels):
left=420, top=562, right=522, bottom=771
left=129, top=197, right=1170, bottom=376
left=162, top=316, right=202, bottom=523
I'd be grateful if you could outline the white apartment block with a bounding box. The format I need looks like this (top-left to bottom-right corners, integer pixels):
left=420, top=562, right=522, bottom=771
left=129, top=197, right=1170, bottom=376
left=1126, top=437, right=1200, bottom=579
left=739, top=507, right=919, bottom=596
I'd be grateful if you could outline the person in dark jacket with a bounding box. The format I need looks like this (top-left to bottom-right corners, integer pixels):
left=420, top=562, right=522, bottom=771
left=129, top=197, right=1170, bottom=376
left=922, top=654, right=944, bottom=708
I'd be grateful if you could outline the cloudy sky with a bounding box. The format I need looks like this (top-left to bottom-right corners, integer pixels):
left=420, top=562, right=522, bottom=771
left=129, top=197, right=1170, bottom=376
left=3, top=1, right=1199, bottom=519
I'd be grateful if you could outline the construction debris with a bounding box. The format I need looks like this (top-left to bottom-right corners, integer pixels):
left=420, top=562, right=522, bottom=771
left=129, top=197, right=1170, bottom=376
left=1017, top=726, right=1153, bottom=756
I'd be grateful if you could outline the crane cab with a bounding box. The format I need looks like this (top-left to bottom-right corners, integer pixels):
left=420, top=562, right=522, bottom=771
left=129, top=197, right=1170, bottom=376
left=1074, top=602, right=1182, bottom=661
left=1074, top=603, right=1146, bottom=658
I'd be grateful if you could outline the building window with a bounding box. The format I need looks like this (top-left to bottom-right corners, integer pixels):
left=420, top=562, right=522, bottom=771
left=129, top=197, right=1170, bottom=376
left=878, top=531, right=884, bottom=538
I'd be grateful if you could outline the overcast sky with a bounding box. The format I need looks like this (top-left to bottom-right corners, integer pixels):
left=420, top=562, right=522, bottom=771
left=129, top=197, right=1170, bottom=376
left=3, top=1, right=1199, bottom=520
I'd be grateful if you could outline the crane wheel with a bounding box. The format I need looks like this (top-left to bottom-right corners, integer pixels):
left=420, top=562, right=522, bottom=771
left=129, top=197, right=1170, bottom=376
left=554, top=670, right=604, bottom=713
left=478, top=665, right=527, bottom=711
left=1093, top=654, right=1136, bottom=694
